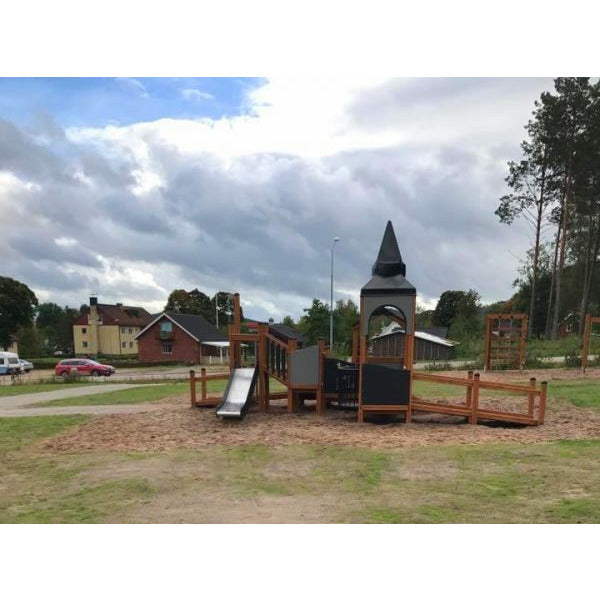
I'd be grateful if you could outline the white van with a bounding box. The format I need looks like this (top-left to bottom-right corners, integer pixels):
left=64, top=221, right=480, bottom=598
left=0, top=351, right=21, bottom=375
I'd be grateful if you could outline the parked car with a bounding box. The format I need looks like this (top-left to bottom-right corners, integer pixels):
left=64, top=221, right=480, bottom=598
left=18, top=359, right=34, bottom=373
left=54, top=358, right=116, bottom=378
left=0, top=351, right=22, bottom=375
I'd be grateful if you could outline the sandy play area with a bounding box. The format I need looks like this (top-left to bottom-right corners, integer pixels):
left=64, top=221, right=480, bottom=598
left=39, top=368, right=600, bottom=453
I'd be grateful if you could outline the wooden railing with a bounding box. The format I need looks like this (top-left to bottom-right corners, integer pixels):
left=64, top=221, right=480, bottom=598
left=412, top=371, right=547, bottom=426
left=189, top=368, right=230, bottom=407
left=264, top=332, right=293, bottom=384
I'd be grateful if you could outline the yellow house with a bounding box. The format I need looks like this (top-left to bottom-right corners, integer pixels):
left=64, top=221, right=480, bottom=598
left=73, top=296, right=154, bottom=357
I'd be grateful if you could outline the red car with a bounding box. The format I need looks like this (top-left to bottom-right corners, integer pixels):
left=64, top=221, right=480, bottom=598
left=55, top=358, right=116, bottom=378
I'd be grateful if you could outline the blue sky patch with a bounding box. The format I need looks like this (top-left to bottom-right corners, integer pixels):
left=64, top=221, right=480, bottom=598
left=0, top=77, right=265, bottom=128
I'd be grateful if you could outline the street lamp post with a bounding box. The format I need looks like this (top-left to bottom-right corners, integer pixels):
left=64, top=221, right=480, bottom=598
left=330, top=236, right=340, bottom=350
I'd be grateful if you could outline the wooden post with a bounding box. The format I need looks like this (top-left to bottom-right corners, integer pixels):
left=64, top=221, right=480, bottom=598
left=581, top=314, right=592, bottom=374
left=520, top=316, right=528, bottom=370
left=351, top=323, right=360, bottom=363
left=466, top=370, right=473, bottom=408
left=232, top=292, right=241, bottom=368
left=470, top=373, right=480, bottom=425
left=539, top=381, right=547, bottom=425
left=189, top=369, right=196, bottom=407
left=316, top=337, right=326, bottom=415
left=528, top=377, right=536, bottom=417
left=200, top=367, right=207, bottom=404
left=257, top=323, right=267, bottom=411
left=484, top=316, right=492, bottom=371
left=286, top=337, right=298, bottom=413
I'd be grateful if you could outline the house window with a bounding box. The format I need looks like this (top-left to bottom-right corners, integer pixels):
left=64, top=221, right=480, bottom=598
left=122, top=341, right=126, bottom=348
left=128, top=328, right=133, bottom=334
left=121, top=327, right=127, bottom=333
left=82, top=341, right=88, bottom=348
left=160, top=321, right=173, bottom=333
left=82, top=328, right=87, bottom=334
left=129, top=342, right=133, bottom=348
left=162, top=343, right=172, bottom=354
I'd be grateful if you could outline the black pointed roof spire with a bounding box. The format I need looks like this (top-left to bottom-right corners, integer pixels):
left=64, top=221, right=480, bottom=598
left=372, top=220, right=406, bottom=277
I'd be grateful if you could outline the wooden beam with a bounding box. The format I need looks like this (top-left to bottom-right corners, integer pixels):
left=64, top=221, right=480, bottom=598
left=189, top=369, right=196, bottom=407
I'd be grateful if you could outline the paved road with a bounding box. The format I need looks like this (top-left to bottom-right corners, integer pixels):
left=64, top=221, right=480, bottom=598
left=0, top=383, right=153, bottom=418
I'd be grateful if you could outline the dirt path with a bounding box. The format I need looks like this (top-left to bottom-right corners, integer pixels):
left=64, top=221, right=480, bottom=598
left=0, top=383, right=152, bottom=417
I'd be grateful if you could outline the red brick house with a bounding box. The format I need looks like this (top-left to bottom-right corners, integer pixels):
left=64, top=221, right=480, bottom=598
left=135, top=312, right=228, bottom=364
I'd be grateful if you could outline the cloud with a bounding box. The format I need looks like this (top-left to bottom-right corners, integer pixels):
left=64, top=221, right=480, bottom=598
left=0, top=78, right=551, bottom=320
left=181, top=88, right=214, bottom=102
left=115, top=77, right=149, bottom=98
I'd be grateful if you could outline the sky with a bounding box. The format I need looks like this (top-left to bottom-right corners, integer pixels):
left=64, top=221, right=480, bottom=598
left=0, top=77, right=556, bottom=321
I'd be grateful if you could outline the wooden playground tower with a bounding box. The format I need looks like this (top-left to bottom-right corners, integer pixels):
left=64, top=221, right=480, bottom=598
left=189, top=221, right=548, bottom=426
left=484, top=313, right=528, bottom=371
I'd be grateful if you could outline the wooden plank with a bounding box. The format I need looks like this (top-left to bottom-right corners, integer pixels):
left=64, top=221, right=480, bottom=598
left=475, top=409, right=537, bottom=425
left=477, top=380, right=540, bottom=394
left=538, top=381, right=547, bottom=425
left=470, top=373, right=480, bottom=425
left=189, top=369, right=196, bottom=407
left=528, top=377, right=536, bottom=417
left=466, top=370, right=473, bottom=408
left=229, top=333, right=260, bottom=342
left=413, top=372, right=474, bottom=387
left=411, top=401, right=470, bottom=416
left=361, top=405, right=410, bottom=412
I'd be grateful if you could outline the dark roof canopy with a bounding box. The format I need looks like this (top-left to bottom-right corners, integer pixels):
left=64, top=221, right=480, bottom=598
left=165, top=312, right=227, bottom=342
left=361, top=221, right=416, bottom=296
left=372, top=220, right=406, bottom=277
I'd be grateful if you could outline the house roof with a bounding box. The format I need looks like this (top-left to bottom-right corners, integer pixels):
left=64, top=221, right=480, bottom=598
left=74, top=304, right=153, bottom=327
left=372, top=323, right=457, bottom=347
left=269, top=323, right=304, bottom=345
left=135, top=312, right=227, bottom=343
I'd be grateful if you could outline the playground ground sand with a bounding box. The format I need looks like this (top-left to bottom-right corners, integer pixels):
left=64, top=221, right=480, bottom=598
left=39, top=368, right=600, bottom=453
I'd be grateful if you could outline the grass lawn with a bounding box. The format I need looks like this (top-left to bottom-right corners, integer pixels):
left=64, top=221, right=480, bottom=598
left=33, top=383, right=189, bottom=407
left=0, top=382, right=98, bottom=397
left=0, top=414, right=599, bottom=523
left=548, top=381, right=600, bottom=408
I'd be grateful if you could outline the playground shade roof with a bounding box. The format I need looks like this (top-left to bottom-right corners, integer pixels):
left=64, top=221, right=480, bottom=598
left=361, top=220, right=416, bottom=296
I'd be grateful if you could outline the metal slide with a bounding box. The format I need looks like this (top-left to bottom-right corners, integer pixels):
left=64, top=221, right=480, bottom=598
left=216, top=367, right=258, bottom=419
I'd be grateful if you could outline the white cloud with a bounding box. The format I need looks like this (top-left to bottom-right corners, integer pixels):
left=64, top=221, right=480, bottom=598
left=181, top=88, right=214, bottom=102
left=1, top=78, right=552, bottom=320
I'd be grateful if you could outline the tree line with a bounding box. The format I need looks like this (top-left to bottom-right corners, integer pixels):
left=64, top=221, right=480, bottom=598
left=496, top=77, right=600, bottom=339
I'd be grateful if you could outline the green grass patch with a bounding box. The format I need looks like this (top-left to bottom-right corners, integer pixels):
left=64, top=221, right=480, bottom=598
left=4, top=478, right=156, bottom=524
left=546, top=498, right=600, bottom=523
left=0, top=415, right=89, bottom=452
left=0, top=382, right=97, bottom=397
left=33, top=383, right=188, bottom=407
left=1, top=436, right=599, bottom=523
left=547, top=381, right=600, bottom=408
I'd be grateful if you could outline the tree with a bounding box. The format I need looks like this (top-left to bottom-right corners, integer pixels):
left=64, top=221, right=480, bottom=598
left=0, top=276, right=38, bottom=349
left=297, top=299, right=330, bottom=346
left=432, top=291, right=465, bottom=328
left=211, top=291, right=240, bottom=331
left=35, top=303, right=79, bottom=354
left=333, top=298, right=359, bottom=354
left=281, top=315, right=296, bottom=328
left=165, top=289, right=215, bottom=323
left=495, top=108, right=556, bottom=338
left=17, top=326, right=44, bottom=357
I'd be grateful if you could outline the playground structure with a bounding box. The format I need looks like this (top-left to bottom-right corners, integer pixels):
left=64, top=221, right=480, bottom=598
left=189, top=221, right=548, bottom=426
left=581, top=314, right=600, bottom=373
left=484, top=313, right=528, bottom=371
